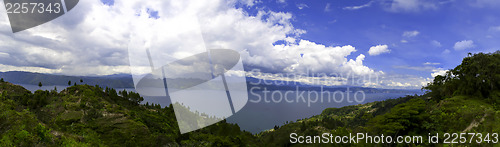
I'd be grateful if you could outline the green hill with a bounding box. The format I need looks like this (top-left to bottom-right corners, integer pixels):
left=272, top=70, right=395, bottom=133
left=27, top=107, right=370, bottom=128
left=0, top=51, right=499, bottom=146
left=0, top=82, right=258, bottom=146
left=258, top=51, right=500, bottom=146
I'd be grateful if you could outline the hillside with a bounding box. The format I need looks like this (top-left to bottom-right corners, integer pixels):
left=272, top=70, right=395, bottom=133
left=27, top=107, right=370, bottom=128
left=258, top=51, right=500, bottom=146
left=0, top=51, right=499, bottom=146
left=0, top=81, right=258, bottom=146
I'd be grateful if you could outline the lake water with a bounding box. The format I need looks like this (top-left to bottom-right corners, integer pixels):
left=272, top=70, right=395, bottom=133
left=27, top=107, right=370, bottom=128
left=141, top=89, right=421, bottom=133
left=225, top=91, right=418, bottom=133
left=19, top=83, right=422, bottom=134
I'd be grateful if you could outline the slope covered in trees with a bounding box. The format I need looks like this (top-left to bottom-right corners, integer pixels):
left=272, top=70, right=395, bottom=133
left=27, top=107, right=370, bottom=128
left=258, top=51, right=500, bottom=146
left=0, top=51, right=499, bottom=146
left=0, top=81, right=258, bottom=146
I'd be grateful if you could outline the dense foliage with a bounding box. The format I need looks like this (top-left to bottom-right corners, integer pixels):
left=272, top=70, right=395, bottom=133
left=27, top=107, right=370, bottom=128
left=0, top=81, right=258, bottom=146
left=424, top=51, right=500, bottom=101
left=1, top=51, right=499, bottom=146
left=258, top=51, right=500, bottom=146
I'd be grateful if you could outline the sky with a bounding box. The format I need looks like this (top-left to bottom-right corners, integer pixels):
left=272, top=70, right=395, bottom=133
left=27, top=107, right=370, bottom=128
left=0, top=0, right=499, bottom=89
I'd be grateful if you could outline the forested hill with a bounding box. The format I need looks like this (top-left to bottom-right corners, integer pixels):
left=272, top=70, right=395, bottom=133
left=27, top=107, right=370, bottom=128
left=0, top=51, right=499, bottom=146
left=0, top=81, right=258, bottom=146
left=258, top=51, right=500, bottom=146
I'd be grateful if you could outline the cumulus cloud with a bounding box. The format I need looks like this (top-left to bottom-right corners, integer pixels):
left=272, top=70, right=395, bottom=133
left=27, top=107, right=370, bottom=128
left=368, top=45, right=390, bottom=56
left=0, top=0, right=432, bottom=89
left=243, top=40, right=375, bottom=76
left=0, top=0, right=376, bottom=77
left=403, top=30, right=420, bottom=37
left=453, top=40, right=475, bottom=50
left=431, top=69, right=448, bottom=77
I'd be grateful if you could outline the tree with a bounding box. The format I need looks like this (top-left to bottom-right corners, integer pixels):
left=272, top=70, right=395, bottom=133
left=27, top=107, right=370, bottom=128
left=68, top=81, right=71, bottom=86
left=424, top=51, right=500, bottom=100
left=0, top=78, right=4, bottom=82
left=80, top=79, right=83, bottom=83
left=38, top=82, right=42, bottom=87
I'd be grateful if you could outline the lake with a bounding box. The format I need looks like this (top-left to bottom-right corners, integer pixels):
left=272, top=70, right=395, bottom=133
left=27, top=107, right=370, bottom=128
left=140, top=89, right=422, bottom=133
left=20, top=83, right=423, bottom=134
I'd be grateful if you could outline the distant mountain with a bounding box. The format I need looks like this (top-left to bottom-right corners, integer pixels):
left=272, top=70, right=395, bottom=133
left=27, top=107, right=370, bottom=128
left=0, top=71, right=134, bottom=88
left=0, top=71, right=423, bottom=94
left=245, top=77, right=423, bottom=94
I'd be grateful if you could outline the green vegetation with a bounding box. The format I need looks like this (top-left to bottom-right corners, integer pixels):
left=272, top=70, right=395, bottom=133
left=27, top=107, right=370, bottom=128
left=0, top=83, right=258, bottom=146
left=0, top=51, right=499, bottom=146
left=424, top=51, right=500, bottom=101
left=258, top=51, right=500, bottom=146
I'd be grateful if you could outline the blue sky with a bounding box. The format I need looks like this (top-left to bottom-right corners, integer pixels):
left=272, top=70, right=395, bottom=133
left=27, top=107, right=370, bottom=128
left=238, top=0, right=500, bottom=77
left=1, top=0, right=499, bottom=89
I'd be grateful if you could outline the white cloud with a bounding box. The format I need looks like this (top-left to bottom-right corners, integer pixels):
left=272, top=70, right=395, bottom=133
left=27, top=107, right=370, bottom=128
left=0, top=0, right=378, bottom=78
left=387, top=0, right=437, bottom=12
left=423, top=62, right=440, bottom=65
left=402, top=30, right=420, bottom=37
left=453, top=40, right=475, bottom=50
left=277, top=0, right=286, bottom=3
left=368, top=45, right=390, bottom=56
left=243, top=40, right=375, bottom=76
left=431, top=40, right=442, bottom=47
left=343, top=1, right=373, bottom=10
left=401, top=40, right=408, bottom=43
left=0, top=0, right=434, bottom=89
left=239, top=0, right=259, bottom=6
left=296, top=3, right=309, bottom=9
left=378, top=74, right=432, bottom=89
left=0, top=52, right=9, bottom=58
left=431, top=69, right=448, bottom=77
left=324, top=3, right=332, bottom=12
left=246, top=69, right=430, bottom=89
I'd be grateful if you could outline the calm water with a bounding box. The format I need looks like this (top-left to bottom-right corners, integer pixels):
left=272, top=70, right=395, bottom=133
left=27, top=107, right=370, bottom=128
left=226, top=91, right=418, bottom=133
left=141, top=90, right=421, bottom=133
left=20, top=84, right=422, bottom=134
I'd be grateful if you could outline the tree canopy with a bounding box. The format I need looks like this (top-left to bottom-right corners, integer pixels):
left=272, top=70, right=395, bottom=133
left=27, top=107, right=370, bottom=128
left=424, top=51, right=500, bottom=100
